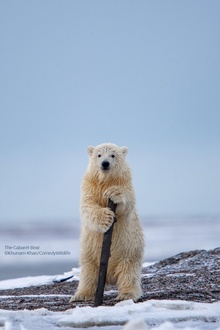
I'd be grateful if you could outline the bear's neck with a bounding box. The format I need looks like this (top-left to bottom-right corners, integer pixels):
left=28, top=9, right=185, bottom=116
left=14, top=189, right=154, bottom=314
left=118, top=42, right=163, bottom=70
left=86, top=169, right=131, bottom=186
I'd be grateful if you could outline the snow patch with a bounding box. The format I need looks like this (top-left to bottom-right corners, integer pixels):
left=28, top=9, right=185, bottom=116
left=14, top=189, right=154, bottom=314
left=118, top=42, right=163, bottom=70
left=0, top=268, right=79, bottom=290
left=0, top=296, right=220, bottom=330
left=123, top=318, right=148, bottom=330
left=59, top=299, right=220, bottom=328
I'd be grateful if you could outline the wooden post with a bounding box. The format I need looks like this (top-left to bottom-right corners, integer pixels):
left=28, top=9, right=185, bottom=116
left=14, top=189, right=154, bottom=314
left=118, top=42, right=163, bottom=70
left=94, top=199, right=117, bottom=307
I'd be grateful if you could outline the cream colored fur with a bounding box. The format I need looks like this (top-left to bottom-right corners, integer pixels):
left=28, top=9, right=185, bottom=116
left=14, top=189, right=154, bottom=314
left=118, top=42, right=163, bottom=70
left=69, top=143, right=144, bottom=302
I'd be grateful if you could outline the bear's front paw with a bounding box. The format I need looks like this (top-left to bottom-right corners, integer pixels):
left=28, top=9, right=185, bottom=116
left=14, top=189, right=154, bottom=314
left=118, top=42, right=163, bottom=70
left=104, top=186, right=125, bottom=204
left=97, top=207, right=115, bottom=233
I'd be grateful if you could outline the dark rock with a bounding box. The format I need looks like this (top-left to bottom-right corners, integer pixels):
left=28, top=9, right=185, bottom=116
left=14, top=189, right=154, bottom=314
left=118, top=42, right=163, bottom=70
left=0, top=248, right=219, bottom=311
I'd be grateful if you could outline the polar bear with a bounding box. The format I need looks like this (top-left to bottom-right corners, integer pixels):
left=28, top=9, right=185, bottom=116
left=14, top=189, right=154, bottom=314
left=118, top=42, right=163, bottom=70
left=69, top=143, right=144, bottom=302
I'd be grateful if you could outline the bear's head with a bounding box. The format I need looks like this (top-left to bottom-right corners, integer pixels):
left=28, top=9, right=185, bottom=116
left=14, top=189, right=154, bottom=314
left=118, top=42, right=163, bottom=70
left=86, top=143, right=129, bottom=180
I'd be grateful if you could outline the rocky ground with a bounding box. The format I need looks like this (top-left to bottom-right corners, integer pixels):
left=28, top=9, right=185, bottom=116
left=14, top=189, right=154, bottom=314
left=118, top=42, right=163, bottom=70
left=0, top=248, right=219, bottom=312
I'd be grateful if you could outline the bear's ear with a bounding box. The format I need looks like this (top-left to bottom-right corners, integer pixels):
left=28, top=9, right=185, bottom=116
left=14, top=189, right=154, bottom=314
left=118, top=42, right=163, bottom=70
left=87, top=146, right=94, bottom=156
left=121, top=146, right=128, bottom=156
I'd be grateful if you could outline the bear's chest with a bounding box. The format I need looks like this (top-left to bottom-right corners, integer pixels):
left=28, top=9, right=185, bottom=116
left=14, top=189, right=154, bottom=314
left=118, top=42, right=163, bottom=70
left=95, top=186, right=108, bottom=207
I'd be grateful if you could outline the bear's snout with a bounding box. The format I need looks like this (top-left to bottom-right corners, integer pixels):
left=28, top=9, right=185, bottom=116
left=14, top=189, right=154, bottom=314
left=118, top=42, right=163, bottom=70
left=101, top=160, right=110, bottom=171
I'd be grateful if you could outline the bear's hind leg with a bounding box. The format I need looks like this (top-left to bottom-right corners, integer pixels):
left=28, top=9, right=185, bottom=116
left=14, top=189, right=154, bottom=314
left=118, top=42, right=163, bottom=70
left=115, top=259, right=142, bottom=302
left=69, top=261, right=98, bottom=302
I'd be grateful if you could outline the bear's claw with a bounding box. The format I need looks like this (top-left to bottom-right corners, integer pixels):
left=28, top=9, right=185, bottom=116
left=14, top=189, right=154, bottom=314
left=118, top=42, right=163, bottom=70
left=97, top=207, right=115, bottom=232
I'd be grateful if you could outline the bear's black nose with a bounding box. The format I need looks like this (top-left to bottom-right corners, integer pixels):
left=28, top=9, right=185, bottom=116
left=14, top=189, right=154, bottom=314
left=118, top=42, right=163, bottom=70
left=101, top=160, right=110, bottom=170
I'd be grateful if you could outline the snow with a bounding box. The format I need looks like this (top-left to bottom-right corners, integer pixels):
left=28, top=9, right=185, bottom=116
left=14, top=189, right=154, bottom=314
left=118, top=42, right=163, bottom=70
left=0, top=269, right=79, bottom=290
left=0, top=270, right=220, bottom=330
left=0, top=300, right=220, bottom=330
left=59, top=299, right=220, bottom=328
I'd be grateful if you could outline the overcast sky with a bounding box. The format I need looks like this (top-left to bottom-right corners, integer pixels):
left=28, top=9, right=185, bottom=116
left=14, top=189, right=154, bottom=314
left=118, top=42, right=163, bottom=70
left=1, top=1, right=220, bottom=222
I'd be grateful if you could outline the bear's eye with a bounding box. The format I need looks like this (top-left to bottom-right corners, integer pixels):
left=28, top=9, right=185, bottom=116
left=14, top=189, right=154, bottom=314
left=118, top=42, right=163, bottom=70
left=111, top=154, right=115, bottom=158
left=98, top=154, right=101, bottom=158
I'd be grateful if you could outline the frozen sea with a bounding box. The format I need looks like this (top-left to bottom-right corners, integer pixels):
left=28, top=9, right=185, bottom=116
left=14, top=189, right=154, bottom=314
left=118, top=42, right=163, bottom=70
left=0, top=215, right=220, bottom=330
left=1, top=215, right=219, bottom=280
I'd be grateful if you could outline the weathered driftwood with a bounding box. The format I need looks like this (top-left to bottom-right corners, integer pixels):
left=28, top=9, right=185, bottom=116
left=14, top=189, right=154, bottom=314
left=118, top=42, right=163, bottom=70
left=94, top=199, right=117, bottom=307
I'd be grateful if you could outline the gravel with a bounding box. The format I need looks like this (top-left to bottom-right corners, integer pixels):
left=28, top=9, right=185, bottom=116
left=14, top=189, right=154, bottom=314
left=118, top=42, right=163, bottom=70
left=0, top=248, right=219, bottom=312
